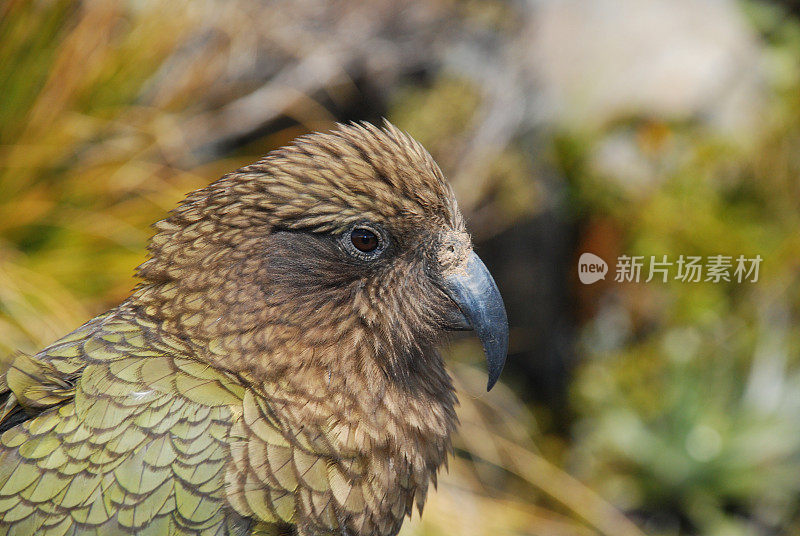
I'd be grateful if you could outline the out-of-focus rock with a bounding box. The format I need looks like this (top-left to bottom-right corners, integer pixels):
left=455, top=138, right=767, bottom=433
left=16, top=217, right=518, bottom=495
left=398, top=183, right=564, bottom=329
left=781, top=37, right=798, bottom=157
left=526, top=0, right=766, bottom=136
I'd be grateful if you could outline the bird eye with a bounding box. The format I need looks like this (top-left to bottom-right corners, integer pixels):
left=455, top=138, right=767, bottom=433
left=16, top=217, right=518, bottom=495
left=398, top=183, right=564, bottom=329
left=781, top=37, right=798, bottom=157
left=351, top=228, right=379, bottom=252
left=341, top=223, right=387, bottom=260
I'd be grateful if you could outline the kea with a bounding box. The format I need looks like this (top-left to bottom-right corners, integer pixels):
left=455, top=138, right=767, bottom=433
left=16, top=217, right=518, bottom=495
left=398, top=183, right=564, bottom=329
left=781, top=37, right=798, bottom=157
left=0, top=121, right=508, bottom=536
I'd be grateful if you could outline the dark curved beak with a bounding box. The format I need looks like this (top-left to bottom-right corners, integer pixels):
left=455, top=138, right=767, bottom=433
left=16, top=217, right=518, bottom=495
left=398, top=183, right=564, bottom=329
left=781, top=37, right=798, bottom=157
left=440, top=251, right=508, bottom=391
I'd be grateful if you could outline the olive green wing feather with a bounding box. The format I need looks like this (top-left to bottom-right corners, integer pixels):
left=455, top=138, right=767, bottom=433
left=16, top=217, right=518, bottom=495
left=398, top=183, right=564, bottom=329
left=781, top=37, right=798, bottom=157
left=0, top=313, right=111, bottom=433
left=0, top=311, right=248, bottom=536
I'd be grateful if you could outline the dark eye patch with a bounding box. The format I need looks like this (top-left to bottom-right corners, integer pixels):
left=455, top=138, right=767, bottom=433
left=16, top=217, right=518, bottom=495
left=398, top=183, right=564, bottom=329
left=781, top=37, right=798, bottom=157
left=263, top=231, right=362, bottom=300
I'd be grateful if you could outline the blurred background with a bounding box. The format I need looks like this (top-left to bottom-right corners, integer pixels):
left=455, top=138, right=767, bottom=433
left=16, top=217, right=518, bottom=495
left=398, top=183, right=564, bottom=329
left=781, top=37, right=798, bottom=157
left=4, top=0, right=800, bottom=534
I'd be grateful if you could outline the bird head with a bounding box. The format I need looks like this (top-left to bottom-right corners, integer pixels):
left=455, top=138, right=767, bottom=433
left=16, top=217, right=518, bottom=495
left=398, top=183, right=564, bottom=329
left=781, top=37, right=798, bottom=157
left=133, top=121, right=508, bottom=392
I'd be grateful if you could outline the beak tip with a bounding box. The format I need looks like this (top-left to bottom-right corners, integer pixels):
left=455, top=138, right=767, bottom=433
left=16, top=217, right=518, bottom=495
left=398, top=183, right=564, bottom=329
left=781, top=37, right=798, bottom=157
left=484, top=330, right=508, bottom=392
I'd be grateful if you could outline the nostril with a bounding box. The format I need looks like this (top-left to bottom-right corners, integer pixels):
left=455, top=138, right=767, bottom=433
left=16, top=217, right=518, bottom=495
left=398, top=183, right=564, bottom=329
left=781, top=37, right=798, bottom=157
left=438, top=232, right=471, bottom=271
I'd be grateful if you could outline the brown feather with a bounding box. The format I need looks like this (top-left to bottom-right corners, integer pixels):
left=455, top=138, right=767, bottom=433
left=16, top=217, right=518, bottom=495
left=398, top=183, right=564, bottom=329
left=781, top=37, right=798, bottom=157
left=0, top=121, right=465, bottom=536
